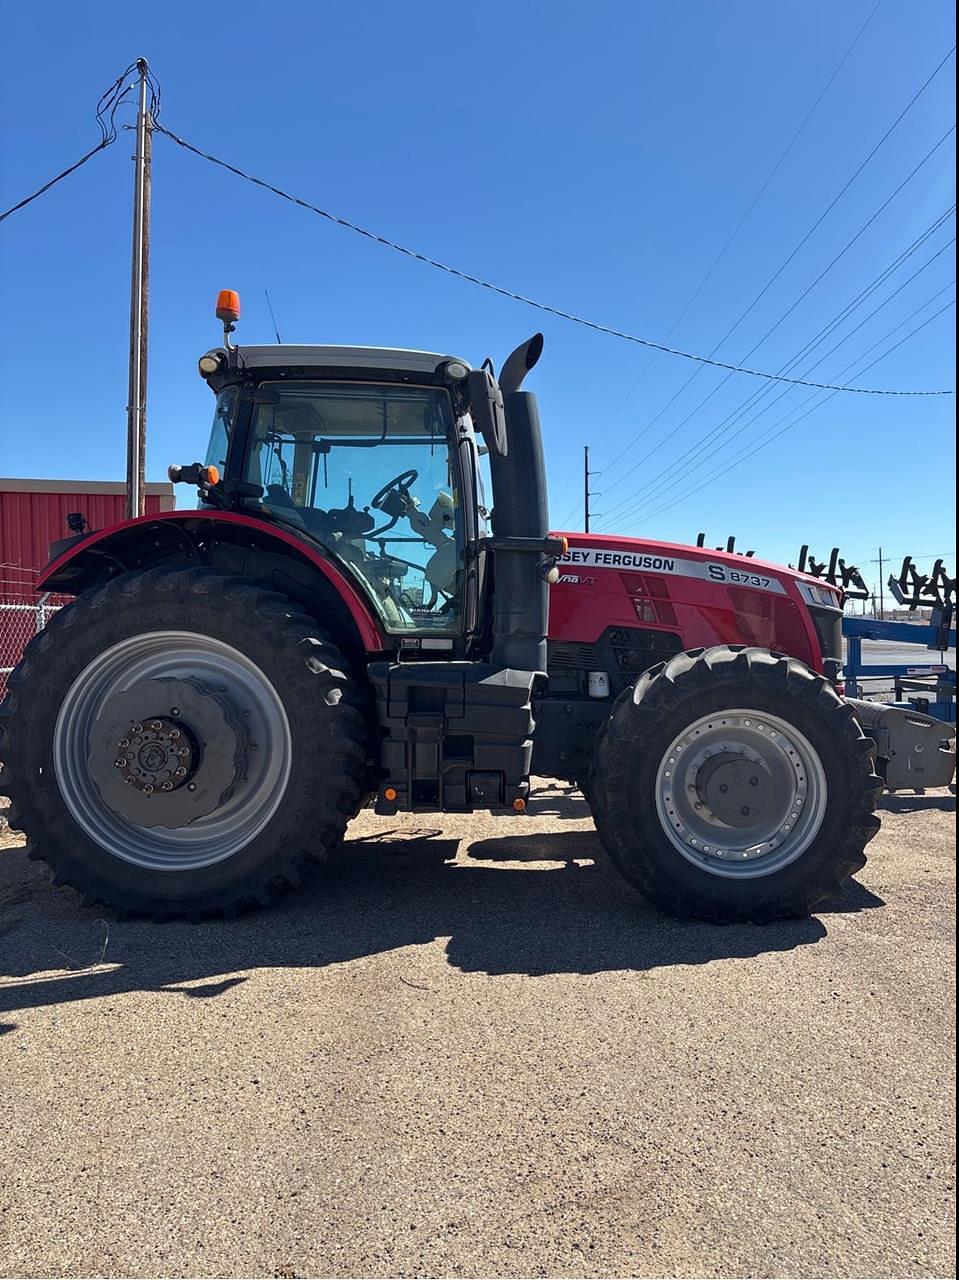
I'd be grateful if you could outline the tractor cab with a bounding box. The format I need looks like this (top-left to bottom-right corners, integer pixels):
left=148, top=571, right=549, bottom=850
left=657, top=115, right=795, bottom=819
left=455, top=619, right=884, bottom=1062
left=202, top=355, right=475, bottom=639
left=193, top=293, right=555, bottom=677
left=181, top=295, right=558, bottom=815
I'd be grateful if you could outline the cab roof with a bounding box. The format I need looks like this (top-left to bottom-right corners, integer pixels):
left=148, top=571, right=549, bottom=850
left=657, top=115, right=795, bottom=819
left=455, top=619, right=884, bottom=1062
left=232, top=344, right=470, bottom=376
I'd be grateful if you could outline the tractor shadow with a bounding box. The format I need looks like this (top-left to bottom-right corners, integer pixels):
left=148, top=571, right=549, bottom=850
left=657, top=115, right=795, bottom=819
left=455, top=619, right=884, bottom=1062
left=879, top=791, right=956, bottom=814
left=0, top=824, right=883, bottom=1020
left=524, top=781, right=592, bottom=820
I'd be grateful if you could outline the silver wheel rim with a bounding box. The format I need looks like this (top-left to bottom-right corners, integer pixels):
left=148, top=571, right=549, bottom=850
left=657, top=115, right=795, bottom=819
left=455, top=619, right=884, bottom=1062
left=54, top=631, right=292, bottom=871
left=654, top=708, right=828, bottom=879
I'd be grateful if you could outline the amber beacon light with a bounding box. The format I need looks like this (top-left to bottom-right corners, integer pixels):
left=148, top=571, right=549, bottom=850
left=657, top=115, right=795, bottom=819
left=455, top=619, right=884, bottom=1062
left=215, top=290, right=241, bottom=323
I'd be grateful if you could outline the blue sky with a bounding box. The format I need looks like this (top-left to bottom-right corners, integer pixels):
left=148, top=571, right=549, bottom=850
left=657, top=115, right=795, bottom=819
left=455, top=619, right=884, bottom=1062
left=0, top=1, right=955, bottom=594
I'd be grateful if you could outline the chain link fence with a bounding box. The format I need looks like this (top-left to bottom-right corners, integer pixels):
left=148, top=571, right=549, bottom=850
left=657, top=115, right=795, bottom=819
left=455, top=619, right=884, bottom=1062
left=0, top=571, right=70, bottom=698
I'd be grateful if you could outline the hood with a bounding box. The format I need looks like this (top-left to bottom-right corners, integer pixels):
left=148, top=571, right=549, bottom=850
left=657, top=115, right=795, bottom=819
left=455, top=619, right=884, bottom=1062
left=550, top=530, right=841, bottom=602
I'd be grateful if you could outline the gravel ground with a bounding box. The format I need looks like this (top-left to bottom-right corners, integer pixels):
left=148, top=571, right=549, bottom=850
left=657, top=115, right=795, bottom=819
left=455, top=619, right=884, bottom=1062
left=0, top=783, right=955, bottom=1279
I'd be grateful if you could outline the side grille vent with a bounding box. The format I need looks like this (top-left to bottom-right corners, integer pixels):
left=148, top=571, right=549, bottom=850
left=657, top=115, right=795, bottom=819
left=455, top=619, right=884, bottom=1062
left=547, top=629, right=683, bottom=691
left=548, top=640, right=601, bottom=671
left=606, top=627, right=683, bottom=682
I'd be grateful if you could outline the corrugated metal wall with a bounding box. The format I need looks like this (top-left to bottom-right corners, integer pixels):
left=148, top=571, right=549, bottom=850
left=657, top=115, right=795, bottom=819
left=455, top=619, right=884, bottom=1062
left=0, top=480, right=175, bottom=691
left=0, top=482, right=174, bottom=576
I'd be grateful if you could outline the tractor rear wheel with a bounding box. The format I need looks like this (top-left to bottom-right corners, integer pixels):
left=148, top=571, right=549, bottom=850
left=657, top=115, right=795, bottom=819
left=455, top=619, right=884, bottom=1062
left=0, top=567, right=370, bottom=918
left=590, top=646, right=882, bottom=922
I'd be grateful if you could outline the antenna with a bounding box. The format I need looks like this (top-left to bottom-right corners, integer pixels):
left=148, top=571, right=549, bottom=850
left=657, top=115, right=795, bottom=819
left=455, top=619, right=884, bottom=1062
left=264, top=289, right=282, bottom=344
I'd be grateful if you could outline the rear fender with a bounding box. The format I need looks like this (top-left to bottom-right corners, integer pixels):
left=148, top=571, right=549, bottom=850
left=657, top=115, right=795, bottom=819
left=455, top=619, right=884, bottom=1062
left=38, top=509, right=384, bottom=655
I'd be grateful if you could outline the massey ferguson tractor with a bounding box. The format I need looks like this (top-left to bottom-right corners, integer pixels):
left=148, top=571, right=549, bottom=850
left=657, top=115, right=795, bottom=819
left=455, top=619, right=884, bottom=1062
left=2, top=292, right=951, bottom=923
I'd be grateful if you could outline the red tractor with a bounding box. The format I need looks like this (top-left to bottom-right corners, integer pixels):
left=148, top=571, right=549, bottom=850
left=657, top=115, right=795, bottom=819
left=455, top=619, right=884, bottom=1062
left=1, top=294, right=898, bottom=922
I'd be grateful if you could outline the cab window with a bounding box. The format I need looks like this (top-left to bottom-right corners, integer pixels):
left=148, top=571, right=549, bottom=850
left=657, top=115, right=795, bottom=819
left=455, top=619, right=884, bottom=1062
left=204, top=386, right=237, bottom=473
left=245, top=382, right=463, bottom=635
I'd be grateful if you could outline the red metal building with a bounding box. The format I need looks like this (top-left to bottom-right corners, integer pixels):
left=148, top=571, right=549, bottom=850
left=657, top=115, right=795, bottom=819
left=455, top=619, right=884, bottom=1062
left=0, top=477, right=174, bottom=690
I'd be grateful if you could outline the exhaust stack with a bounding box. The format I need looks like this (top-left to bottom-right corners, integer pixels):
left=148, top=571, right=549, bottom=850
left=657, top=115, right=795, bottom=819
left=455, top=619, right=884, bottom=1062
left=489, top=334, right=550, bottom=673
left=498, top=333, right=544, bottom=395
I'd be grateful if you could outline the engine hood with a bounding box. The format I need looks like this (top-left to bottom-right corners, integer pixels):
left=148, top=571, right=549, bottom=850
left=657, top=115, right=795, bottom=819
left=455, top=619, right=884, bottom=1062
left=546, top=530, right=843, bottom=674
left=551, top=531, right=838, bottom=599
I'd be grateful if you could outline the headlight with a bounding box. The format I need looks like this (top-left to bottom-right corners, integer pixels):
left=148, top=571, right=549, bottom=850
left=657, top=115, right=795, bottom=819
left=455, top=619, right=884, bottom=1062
left=797, top=581, right=841, bottom=608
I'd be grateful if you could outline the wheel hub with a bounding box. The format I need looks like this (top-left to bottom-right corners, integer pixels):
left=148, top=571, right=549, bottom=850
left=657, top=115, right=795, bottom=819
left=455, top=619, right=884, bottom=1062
left=113, top=716, right=197, bottom=795
left=53, top=630, right=293, bottom=871
left=654, top=710, right=829, bottom=879
left=696, top=754, right=773, bottom=827
left=88, top=676, right=249, bottom=828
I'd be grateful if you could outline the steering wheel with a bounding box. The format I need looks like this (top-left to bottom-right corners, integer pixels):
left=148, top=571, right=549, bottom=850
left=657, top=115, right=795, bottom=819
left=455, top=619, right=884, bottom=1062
left=370, top=468, right=419, bottom=511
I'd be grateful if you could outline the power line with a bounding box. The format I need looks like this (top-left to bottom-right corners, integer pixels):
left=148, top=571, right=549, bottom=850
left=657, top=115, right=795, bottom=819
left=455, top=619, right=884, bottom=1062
left=596, top=129, right=957, bottom=522
left=701, top=44, right=956, bottom=362
left=634, top=285, right=956, bottom=528
left=154, top=121, right=953, bottom=397
left=553, top=0, right=883, bottom=524
left=598, top=206, right=956, bottom=527
left=630, top=295, right=955, bottom=527
left=590, top=44, right=956, bottom=485
left=736, top=125, right=955, bottom=361
left=584, top=2, right=884, bottom=445
left=0, top=62, right=160, bottom=224
left=864, top=550, right=955, bottom=562
left=0, top=142, right=111, bottom=223
left=634, top=297, right=955, bottom=531
left=598, top=208, right=956, bottom=526
left=608, top=263, right=956, bottom=527
left=598, top=121, right=956, bottom=511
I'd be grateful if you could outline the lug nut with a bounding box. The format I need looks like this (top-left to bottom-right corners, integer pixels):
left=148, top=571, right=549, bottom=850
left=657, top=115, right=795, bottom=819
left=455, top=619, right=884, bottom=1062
left=124, top=776, right=136, bottom=786
left=113, top=758, right=125, bottom=768
left=170, top=729, right=181, bottom=740
left=131, top=723, right=143, bottom=734
left=143, top=784, right=154, bottom=795
left=174, top=767, right=187, bottom=777
left=118, top=737, right=130, bottom=749
left=161, top=781, right=174, bottom=791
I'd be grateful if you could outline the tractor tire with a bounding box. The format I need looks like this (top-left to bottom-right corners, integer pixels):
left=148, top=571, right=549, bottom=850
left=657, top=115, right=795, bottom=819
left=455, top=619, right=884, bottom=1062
left=0, top=567, right=370, bottom=919
left=590, top=645, right=882, bottom=923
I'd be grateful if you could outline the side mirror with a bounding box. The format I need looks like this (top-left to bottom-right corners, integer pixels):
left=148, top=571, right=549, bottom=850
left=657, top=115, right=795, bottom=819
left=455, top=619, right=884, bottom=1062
left=468, top=367, right=508, bottom=458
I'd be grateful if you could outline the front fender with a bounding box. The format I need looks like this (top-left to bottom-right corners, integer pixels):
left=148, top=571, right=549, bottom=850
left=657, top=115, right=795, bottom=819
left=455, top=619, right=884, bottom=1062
left=39, top=509, right=384, bottom=653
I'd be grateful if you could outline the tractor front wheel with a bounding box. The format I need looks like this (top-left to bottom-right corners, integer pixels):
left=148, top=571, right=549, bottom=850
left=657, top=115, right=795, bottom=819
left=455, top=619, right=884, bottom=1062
left=590, top=646, right=882, bottom=922
left=0, top=567, right=370, bottom=918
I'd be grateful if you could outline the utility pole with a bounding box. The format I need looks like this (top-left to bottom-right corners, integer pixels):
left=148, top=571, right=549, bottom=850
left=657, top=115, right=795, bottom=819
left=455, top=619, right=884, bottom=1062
left=583, top=446, right=601, bottom=533
left=877, top=546, right=884, bottom=619
left=125, top=58, right=152, bottom=520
